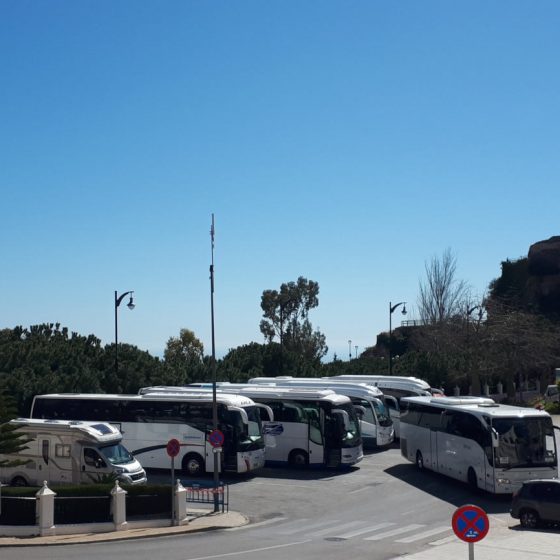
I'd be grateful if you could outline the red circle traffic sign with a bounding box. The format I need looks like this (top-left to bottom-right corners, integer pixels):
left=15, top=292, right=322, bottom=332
left=209, top=429, right=225, bottom=448
left=166, top=438, right=181, bottom=458
left=452, top=504, right=489, bottom=543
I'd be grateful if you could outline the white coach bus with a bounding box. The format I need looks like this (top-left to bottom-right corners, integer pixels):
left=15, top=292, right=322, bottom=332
left=141, top=385, right=363, bottom=469
left=30, top=392, right=270, bottom=476
left=399, top=396, right=558, bottom=494
left=247, top=377, right=395, bottom=448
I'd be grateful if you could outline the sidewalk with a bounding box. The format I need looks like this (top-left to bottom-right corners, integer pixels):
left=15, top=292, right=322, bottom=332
left=392, top=515, right=559, bottom=560
left=0, top=509, right=248, bottom=547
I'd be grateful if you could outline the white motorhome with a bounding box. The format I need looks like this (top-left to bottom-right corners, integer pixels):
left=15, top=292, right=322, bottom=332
left=0, top=418, right=147, bottom=487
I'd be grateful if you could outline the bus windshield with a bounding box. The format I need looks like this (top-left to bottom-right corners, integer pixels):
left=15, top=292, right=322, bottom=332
left=328, top=402, right=361, bottom=448
left=492, top=416, right=557, bottom=469
left=371, top=399, right=392, bottom=427
left=223, top=406, right=264, bottom=452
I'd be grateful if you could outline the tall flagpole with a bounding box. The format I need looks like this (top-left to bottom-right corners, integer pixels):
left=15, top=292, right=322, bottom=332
left=210, top=214, right=219, bottom=512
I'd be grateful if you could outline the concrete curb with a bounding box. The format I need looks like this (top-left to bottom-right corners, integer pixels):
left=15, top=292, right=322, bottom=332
left=0, top=510, right=249, bottom=547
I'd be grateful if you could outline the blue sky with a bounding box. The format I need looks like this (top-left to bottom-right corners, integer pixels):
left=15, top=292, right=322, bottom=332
left=2, top=1, right=559, bottom=360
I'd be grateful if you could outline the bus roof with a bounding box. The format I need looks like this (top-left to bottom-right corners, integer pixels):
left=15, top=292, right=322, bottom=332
left=248, top=378, right=384, bottom=399
left=402, top=396, right=552, bottom=418
left=33, top=392, right=257, bottom=408
left=326, top=375, right=431, bottom=390
left=140, top=385, right=352, bottom=405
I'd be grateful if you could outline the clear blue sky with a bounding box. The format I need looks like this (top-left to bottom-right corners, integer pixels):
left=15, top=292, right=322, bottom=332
left=2, top=1, right=559, bottom=360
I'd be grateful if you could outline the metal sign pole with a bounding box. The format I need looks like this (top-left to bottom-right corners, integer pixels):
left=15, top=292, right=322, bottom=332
left=469, top=542, right=474, bottom=560
left=171, top=456, right=175, bottom=524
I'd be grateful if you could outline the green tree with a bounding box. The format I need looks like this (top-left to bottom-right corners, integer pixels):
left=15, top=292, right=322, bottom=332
left=163, top=328, right=206, bottom=385
left=0, top=393, right=31, bottom=467
left=260, top=277, right=327, bottom=363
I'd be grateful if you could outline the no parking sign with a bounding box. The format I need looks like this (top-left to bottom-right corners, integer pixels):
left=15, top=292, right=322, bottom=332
left=452, top=504, right=489, bottom=559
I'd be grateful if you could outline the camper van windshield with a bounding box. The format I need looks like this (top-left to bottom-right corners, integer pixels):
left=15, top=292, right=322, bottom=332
left=100, top=443, right=134, bottom=465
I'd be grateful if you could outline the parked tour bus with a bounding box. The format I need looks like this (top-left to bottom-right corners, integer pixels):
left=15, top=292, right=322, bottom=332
left=30, top=392, right=270, bottom=476
left=399, top=396, right=559, bottom=494
left=141, top=385, right=363, bottom=469
left=0, top=418, right=147, bottom=486
left=325, top=375, right=436, bottom=438
left=247, top=377, right=395, bottom=448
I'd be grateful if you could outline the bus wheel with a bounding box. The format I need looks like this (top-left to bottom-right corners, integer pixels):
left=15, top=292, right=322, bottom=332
left=182, top=453, right=204, bottom=476
left=289, top=449, right=309, bottom=468
left=415, top=451, right=424, bottom=470
left=467, top=468, right=478, bottom=491
left=520, top=509, right=539, bottom=529
left=11, top=476, right=28, bottom=487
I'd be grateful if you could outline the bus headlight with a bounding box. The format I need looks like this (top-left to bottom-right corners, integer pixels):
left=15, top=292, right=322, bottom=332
left=496, top=477, right=511, bottom=485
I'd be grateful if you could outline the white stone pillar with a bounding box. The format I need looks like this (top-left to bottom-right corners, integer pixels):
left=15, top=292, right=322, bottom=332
left=497, top=381, right=503, bottom=395
left=111, top=480, right=128, bottom=531
left=36, top=480, right=56, bottom=537
left=484, top=383, right=490, bottom=396
left=454, top=386, right=460, bottom=396
left=174, top=479, right=189, bottom=526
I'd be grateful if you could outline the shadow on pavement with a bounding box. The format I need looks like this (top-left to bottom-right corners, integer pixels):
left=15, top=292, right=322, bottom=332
left=384, top=463, right=512, bottom=514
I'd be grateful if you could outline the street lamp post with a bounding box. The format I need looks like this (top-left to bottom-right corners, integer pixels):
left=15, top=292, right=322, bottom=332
left=114, top=290, right=135, bottom=375
left=354, top=345, right=358, bottom=359
left=389, top=301, right=407, bottom=375
left=348, top=339, right=352, bottom=361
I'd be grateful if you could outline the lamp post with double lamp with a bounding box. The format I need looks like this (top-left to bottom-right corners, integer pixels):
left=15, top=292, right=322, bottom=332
left=389, top=301, right=407, bottom=375
left=114, top=290, right=135, bottom=376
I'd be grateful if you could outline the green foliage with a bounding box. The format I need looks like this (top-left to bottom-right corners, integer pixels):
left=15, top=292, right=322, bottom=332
left=259, top=277, right=327, bottom=363
left=0, top=393, right=32, bottom=467
left=163, top=329, right=206, bottom=384
left=488, top=258, right=532, bottom=311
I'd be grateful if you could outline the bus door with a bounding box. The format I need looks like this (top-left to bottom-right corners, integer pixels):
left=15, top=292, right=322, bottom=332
left=430, top=428, right=439, bottom=471
left=306, top=407, right=324, bottom=466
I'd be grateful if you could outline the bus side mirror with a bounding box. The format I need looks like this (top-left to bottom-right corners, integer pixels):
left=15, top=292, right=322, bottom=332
left=491, top=428, right=499, bottom=448
left=332, top=409, right=350, bottom=431
left=354, top=405, right=367, bottom=418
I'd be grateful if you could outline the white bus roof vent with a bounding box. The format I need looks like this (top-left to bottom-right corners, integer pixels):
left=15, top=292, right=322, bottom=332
left=430, top=396, right=495, bottom=406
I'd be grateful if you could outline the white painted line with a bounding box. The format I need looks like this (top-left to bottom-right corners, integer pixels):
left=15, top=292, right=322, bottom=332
left=429, top=534, right=456, bottom=546
left=335, top=522, right=395, bottom=539
left=185, top=540, right=312, bottom=560
left=279, top=518, right=341, bottom=534
left=395, top=526, right=450, bottom=543
left=308, top=520, right=364, bottom=537
left=226, top=516, right=288, bottom=531
left=364, top=523, right=425, bottom=541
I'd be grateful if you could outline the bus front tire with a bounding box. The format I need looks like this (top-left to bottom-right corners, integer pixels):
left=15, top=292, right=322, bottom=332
left=289, top=449, right=309, bottom=468
left=415, top=451, right=424, bottom=470
left=182, top=453, right=204, bottom=476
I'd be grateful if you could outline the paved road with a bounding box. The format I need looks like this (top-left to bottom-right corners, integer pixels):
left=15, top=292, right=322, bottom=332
left=1, top=416, right=558, bottom=560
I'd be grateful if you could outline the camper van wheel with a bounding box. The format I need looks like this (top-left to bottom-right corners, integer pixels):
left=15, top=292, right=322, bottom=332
left=467, top=468, right=478, bottom=491
left=11, top=476, right=28, bottom=487
left=183, top=453, right=204, bottom=476
left=289, top=449, right=309, bottom=468
left=415, top=451, right=424, bottom=470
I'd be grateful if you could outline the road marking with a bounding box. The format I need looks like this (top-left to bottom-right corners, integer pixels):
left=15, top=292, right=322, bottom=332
left=185, top=540, right=311, bottom=560
left=395, top=526, right=450, bottom=543
left=279, top=518, right=341, bottom=534
left=226, top=516, right=288, bottom=531
left=429, top=534, right=456, bottom=546
left=364, top=523, right=425, bottom=540
left=335, top=522, right=395, bottom=539
left=308, top=520, right=363, bottom=537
